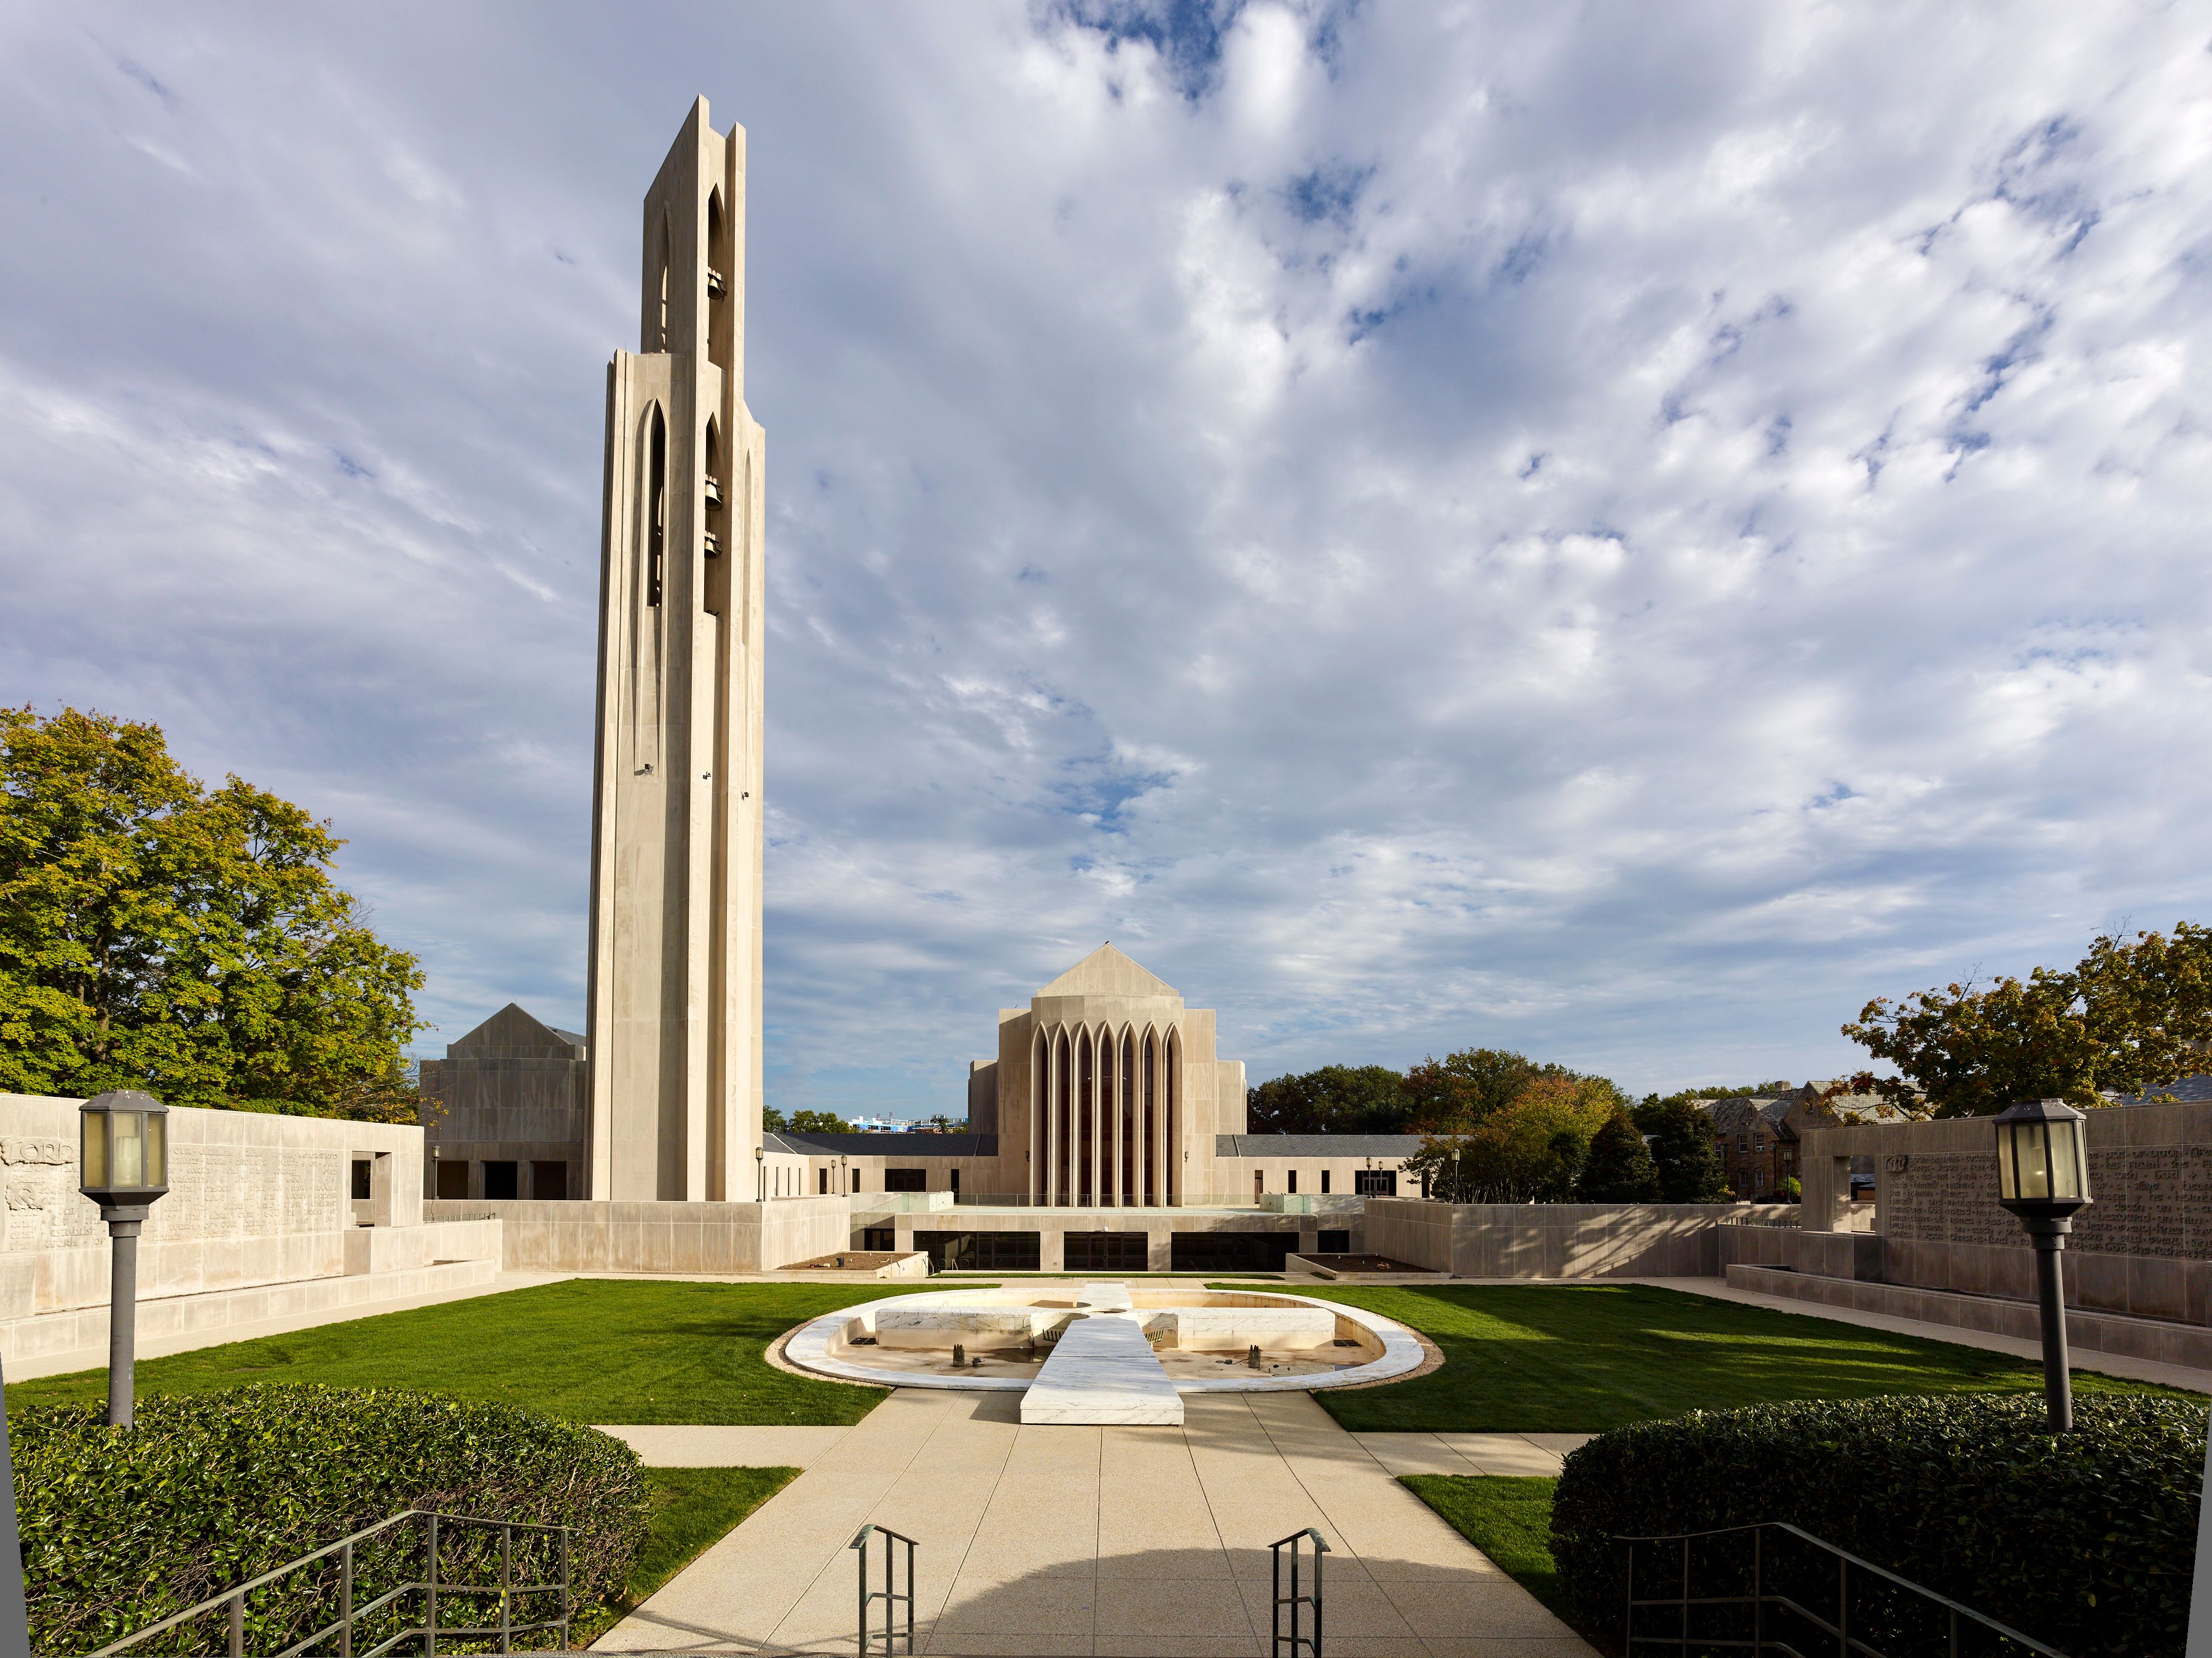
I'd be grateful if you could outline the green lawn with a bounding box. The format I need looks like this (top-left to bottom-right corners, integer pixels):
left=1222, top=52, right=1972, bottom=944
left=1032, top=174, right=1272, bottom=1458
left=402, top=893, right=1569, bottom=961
left=632, top=1467, right=796, bottom=1596
left=1400, top=1475, right=1569, bottom=1624
left=6, top=1279, right=951, bottom=1424
left=1220, top=1283, right=2173, bottom=1431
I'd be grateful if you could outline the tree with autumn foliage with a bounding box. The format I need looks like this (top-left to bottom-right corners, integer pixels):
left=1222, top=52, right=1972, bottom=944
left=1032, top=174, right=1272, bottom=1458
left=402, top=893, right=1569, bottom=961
left=1843, top=924, right=2212, bottom=1117
left=1402, top=1071, right=1624, bottom=1203
left=0, top=707, right=427, bottom=1120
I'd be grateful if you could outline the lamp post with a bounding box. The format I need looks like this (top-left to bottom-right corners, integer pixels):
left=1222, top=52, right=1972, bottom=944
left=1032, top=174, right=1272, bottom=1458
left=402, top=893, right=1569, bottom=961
left=837, top=1153, right=849, bottom=1195
left=1992, top=1098, right=2092, bottom=1433
left=0, top=1345, right=26, bottom=1658
left=754, top=1143, right=764, bottom=1201
left=80, top=1091, right=171, bottom=1428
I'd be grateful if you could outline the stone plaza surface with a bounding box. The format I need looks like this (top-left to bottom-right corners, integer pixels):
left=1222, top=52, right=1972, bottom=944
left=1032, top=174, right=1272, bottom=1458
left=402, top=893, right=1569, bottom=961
left=596, top=1424, right=855, bottom=1468
left=1020, top=1313, right=1185, bottom=1426
left=598, top=1385, right=1595, bottom=1657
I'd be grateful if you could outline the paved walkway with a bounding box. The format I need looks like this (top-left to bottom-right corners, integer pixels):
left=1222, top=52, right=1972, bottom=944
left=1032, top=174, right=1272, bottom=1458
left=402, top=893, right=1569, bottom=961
left=1355, top=1432, right=1591, bottom=1479
left=598, top=1386, right=1595, bottom=1657
left=597, top=1425, right=855, bottom=1467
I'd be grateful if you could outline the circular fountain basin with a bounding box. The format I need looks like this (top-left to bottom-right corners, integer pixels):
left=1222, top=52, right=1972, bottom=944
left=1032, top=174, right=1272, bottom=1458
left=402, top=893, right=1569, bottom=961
left=782, top=1283, right=1426, bottom=1394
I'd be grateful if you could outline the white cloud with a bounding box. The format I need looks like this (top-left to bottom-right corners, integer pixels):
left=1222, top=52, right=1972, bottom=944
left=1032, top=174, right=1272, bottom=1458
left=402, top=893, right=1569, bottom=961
left=1, top=2, right=2208, bottom=1113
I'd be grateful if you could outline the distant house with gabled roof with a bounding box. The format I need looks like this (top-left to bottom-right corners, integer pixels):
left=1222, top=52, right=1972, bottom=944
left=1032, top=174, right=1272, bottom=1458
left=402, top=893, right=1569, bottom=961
left=1701, top=1080, right=1912, bottom=1200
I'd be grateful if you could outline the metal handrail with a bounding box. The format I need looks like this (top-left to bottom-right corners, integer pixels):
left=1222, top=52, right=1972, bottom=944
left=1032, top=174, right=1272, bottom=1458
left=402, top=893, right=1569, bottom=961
left=1270, top=1526, right=1328, bottom=1657
left=85, top=1507, right=572, bottom=1658
left=1615, top=1520, right=2069, bottom=1657
left=850, top=1523, right=916, bottom=1656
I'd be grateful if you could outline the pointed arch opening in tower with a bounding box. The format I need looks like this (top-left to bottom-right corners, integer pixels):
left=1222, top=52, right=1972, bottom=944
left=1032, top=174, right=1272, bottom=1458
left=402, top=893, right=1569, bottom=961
left=646, top=404, right=667, bottom=609
left=706, top=187, right=728, bottom=362
left=704, top=415, right=723, bottom=524
left=654, top=214, right=671, bottom=351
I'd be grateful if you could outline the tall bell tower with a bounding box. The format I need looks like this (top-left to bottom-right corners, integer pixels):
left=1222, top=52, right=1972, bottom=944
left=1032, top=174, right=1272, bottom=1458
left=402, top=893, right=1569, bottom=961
left=586, top=98, right=766, bottom=1201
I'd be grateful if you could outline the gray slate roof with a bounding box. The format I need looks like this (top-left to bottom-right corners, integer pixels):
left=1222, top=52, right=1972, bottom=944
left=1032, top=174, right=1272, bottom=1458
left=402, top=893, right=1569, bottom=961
left=1214, top=1134, right=1424, bottom=1157
left=2105, top=1072, right=2212, bottom=1106
left=1705, top=1096, right=1794, bottom=1135
left=768, top=1131, right=999, bottom=1157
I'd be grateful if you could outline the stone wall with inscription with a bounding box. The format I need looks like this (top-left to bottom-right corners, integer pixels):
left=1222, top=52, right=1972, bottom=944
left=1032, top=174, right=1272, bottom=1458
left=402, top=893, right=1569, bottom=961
left=1882, top=1144, right=2212, bottom=1257
left=0, top=1093, right=425, bottom=1322
left=1799, top=1099, right=2212, bottom=1326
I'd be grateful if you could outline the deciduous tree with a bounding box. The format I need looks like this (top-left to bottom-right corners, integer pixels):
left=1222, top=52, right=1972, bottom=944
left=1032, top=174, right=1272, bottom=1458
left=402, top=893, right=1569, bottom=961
left=786, top=1109, right=854, bottom=1134
left=1843, top=924, right=2212, bottom=1115
left=0, top=707, right=425, bottom=1117
left=1403, top=1075, right=1617, bottom=1203
left=1246, top=1064, right=1411, bottom=1134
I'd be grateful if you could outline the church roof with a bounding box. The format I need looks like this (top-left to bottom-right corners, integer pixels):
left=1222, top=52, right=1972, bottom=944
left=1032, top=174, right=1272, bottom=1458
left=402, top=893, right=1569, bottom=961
left=447, top=1002, right=586, bottom=1060
left=1215, top=1134, right=1424, bottom=1158
left=1035, top=943, right=1180, bottom=1000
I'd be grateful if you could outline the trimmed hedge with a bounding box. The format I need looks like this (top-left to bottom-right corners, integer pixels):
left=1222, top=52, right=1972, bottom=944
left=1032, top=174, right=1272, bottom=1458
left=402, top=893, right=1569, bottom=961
left=1551, top=1393, right=2205, bottom=1658
left=17, top=1384, right=649, bottom=1656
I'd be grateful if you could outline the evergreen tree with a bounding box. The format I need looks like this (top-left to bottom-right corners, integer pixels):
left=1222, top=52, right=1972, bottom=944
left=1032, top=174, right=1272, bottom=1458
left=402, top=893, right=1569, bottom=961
left=1644, top=1098, right=1731, bottom=1203
left=1577, top=1110, right=1661, bottom=1201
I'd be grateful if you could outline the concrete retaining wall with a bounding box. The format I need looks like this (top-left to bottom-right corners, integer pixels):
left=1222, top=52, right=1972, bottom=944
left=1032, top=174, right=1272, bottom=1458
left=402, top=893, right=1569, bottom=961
left=0, top=1093, right=429, bottom=1322
left=1362, top=1200, right=1800, bottom=1277
left=4, top=1256, right=500, bottom=1365
left=1726, top=1262, right=2212, bottom=1369
left=1717, top=1224, right=1884, bottom=1281
left=1802, top=1102, right=2212, bottom=1327
left=424, top=1196, right=852, bottom=1273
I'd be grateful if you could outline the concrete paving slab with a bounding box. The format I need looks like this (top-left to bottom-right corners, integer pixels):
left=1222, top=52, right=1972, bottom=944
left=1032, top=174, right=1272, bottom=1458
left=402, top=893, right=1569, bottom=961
left=1354, top=1431, right=1480, bottom=1477
left=1432, top=1432, right=1565, bottom=1477
left=601, top=1386, right=1598, bottom=1656
left=594, top=1423, right=853, bottom=1467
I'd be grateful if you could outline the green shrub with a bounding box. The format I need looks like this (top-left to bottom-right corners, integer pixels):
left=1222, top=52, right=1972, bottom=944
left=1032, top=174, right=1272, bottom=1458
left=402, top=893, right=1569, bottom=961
left=17, top=1384, right=649, bottom=1656
left=1550, top=1393, right=2205, bottom=1658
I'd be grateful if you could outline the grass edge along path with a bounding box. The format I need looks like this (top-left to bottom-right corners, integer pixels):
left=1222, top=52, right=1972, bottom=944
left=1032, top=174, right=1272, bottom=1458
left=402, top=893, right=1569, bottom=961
left=1400, top=1474, right=1574, bottom=1627
left=1212, top=1281, right=2179, bottom=1431
left=575, top=1464, right=799, bottom=1643
left=3, top=1279, right=963, bottom=1424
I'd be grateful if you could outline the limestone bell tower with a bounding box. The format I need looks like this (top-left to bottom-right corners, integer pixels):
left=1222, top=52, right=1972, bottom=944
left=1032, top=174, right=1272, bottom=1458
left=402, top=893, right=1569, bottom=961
left=586, top=98, right=766, bottom=1201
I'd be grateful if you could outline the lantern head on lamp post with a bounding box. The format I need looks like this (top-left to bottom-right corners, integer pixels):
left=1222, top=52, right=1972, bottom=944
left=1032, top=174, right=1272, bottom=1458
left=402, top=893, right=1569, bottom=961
left=80, top=1091, right=170, bottom=1428
left=1992, top=1098, right=2092, bottom=1433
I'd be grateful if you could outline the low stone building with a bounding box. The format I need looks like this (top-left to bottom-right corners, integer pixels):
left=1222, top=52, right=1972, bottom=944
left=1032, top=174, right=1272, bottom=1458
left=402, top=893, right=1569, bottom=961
left=418, top=1004, right=588, bottom=1200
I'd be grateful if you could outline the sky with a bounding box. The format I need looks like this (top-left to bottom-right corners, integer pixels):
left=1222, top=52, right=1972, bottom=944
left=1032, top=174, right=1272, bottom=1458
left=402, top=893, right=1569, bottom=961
left=2, top=2, right=2208, bottom=1118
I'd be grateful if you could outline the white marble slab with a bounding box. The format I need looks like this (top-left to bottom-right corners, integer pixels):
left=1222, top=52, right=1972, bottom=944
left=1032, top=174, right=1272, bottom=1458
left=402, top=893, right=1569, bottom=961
left=1154, top=1306, right=1339, bottom=1350
left=1020, top=1313, right=1184, bottom=1424
left=874, top=1306, right=1049, bottom=1348
left=1075, top=1281, right=1133, bottom=1311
